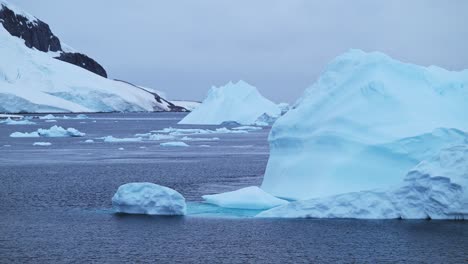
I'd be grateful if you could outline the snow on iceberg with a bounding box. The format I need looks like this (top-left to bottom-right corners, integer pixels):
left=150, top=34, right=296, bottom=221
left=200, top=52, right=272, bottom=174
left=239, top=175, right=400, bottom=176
left=178, top=80, right=281, bottom=125
left=202, top=186, right=288, bottom=210
left=261, top=50, right=468, bottom=200
left=258, top=145, right=468, bottom=219
left=160, top=141, right=189, bottom=147
left=112, top=182, right=186, bottom=215
left=10, top=125, right=85, bottom=137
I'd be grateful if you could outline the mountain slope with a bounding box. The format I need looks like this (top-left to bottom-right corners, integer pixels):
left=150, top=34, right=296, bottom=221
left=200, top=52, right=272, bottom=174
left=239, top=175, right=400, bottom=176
left=0, top=0, right=185, bottom=113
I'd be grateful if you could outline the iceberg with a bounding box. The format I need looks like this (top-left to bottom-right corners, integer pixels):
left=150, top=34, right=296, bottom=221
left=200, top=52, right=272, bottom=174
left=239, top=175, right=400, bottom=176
left=10, top=125, right=85, bottom=137
left=261, top=50, right=468, bottom=200
left=178, top=81, right=281, bottom=125
left=202, top=186, right=288, bottom=210
left=258, top=145, right=468, bottom=219
left=0, top=117, right=35, bottom=125
left=112, top=182, right=186, bottom=215
left=160, top=141, right=189, bottom=147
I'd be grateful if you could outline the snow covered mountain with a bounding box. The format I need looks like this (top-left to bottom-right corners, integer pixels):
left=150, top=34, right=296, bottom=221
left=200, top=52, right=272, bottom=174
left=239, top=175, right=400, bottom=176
left=261, top=49, right=468, bottom=202
left=0, top=0, right=185, bottom=113
left=178, top=80, right=281, bottom=125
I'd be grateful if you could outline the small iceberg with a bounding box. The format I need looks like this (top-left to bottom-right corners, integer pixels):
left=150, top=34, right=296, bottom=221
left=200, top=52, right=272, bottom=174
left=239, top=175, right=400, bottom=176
left=202, top=186, right=288, bottom=210
left=112, top=182, right=187, bottom=215
left=10, top=125, right=85, bottom=138
left=160, top=141, right=189, bottom=147
left=33, top=142, right=51, bottom=146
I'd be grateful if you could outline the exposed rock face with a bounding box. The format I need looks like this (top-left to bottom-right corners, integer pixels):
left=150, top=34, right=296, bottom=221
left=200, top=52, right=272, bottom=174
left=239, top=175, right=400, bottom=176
left=0, top=2, right=107, bottom=77
left=56, top=52, right=107, bottom=78
left=0, top=4, right=60, bottom=52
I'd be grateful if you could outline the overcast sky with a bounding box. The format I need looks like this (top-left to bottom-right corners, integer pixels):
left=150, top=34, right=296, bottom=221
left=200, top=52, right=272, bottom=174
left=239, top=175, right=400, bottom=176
left=10, top=0, right=468, bottom=103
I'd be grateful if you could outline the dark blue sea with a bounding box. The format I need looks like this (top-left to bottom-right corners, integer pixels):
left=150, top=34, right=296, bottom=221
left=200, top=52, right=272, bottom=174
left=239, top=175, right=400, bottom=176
left=0, top=112, right=467, bottom=263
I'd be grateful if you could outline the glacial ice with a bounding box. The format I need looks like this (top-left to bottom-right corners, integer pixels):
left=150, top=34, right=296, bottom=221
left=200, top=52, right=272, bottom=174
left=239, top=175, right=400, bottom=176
left=112, top=182, right=186, bottom=215
left=261, top=50, right=468, bottom=201
left=0, top=25, right=170, bottom=113
left=10, top=125, right=85, bottom=137
left=258, top=145, right=468, bottom=219
left=202, top=186, right=288, bottom=210
left=178, top=80, right=281, bottom=125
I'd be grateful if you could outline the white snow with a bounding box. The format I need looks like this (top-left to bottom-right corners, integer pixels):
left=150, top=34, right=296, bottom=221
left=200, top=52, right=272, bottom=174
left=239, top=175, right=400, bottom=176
left=202, top=186, right=288, bottom=210
left=112, top=182, right=186, bottom=215
left=33, top=142, right=51, bottom=146
left=179, top=80, right=281, bottom=125
left=102, top=136, right=142, bottom=143
left=10, top=125, right=85, bottom=137
left=258, top=145, right=468, bottom=219
left=0, top=24, right=172, bottom=113
left=261, top=50, right=468, bottom=200
left=160, top=141, right=189, bottom=147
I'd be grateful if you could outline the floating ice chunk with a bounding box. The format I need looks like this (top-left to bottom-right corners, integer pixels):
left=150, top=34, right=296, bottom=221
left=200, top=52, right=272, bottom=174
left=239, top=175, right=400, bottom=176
left=10, top=131, right=40, bottom=137
left=33, top=142, right=51, bottom=146
left=160, top=141, right=189, bottom=147
left=102, top=136, right=142, bottom=143
left=10, top=125, right=85, bottom=137
left=202, top=186, right=288, bottom=210
left=75, top=114, right=88, bottom=119
left=118, top=147, right=124, bottom=150
left=179, top=80, right=281, bottom=125
left=148, top=134, right=176, bottom=141
left=37, top=125, right=85, bottom=137
left=45, top=120, right=57, bottom=123
left=84, top=139, right=94, bottom=143
left=199, top=145, right=211, bottom=147
left=112, top=182, right=187, bottom=215
left=39, top=114, right=56, bottom=120
left=215, top=128, right=247, bottom=134
left=1, top=118, right=36, bottom=125
left=258, top=145, right=468, bottom=219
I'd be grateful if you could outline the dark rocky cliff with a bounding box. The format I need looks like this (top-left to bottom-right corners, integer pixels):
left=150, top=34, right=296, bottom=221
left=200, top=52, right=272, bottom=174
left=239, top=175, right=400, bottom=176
left=0, top=3, right=107, bottom=77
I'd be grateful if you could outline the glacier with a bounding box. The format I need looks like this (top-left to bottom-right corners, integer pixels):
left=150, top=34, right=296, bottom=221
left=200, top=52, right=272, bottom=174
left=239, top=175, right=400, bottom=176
left=202, top=186, right=288, bottom=210
left=0, top=2, right=181, bottom=113
left=112, top=182, right=186, bottom=215
left=258, top=145, right=468, bottom=219
left=178, top=80, right=281, bottom=125
left=261, top=49, right=468, bottom=201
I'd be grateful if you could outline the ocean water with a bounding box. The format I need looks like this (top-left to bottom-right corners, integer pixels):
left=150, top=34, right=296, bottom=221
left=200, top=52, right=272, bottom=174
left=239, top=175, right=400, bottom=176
left=0, top=113, right=467, bottom=263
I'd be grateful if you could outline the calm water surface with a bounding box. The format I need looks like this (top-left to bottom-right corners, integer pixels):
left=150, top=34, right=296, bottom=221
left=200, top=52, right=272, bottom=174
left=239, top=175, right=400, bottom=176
left=0, top=113, right=467, bottom=263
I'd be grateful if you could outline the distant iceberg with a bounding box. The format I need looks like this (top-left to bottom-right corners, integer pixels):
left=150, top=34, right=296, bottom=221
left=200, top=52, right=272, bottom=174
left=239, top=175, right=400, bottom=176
left=10, top=125, right=85, bottom=137
left=178, top=80, right=281, bottom=125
